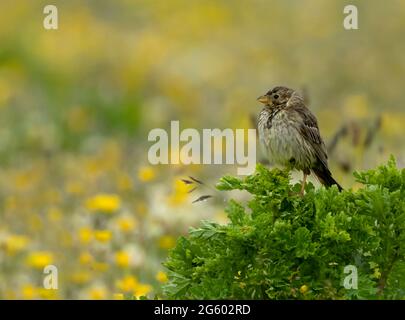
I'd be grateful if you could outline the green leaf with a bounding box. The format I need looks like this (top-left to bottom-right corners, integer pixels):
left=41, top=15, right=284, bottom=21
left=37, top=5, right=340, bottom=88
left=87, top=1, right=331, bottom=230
left=164, top=157, right=405, bottom=299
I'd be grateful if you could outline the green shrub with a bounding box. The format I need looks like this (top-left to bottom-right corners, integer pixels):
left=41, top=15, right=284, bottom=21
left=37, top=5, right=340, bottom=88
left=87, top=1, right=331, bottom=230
left=163, top=157, right=405, bottom=299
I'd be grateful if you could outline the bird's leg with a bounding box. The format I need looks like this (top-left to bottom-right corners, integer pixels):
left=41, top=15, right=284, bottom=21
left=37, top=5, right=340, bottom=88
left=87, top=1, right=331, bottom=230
left=288, top=171, right=308, bottom=197
left=299, top=172, right=307, bottom=196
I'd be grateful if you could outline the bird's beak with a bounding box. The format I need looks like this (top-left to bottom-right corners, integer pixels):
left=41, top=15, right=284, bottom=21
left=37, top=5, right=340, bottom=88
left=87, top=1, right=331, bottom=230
left=257, top=95, right=270, bottom=105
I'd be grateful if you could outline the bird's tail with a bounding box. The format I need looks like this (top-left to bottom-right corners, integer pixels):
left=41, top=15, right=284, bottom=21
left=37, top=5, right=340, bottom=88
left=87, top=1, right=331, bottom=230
left=312, top=166, right=343, bottom=191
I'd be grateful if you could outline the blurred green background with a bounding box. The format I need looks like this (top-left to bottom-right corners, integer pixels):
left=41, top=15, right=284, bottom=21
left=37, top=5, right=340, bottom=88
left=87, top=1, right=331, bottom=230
left=0, top=0, right=404, bottom=299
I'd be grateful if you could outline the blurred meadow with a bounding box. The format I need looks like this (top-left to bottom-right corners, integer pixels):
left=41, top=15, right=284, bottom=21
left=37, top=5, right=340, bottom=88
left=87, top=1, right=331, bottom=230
left=0, top=0, right=404, bottom=299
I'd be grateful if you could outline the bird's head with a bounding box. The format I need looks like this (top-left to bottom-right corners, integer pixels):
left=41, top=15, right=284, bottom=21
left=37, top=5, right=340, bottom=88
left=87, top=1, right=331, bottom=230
left=257, top=86, right=295, bottom=107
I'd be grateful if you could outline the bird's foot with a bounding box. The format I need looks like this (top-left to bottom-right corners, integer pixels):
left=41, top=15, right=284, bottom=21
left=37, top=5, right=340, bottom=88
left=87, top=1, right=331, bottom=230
left=288, top=190, right=305, bottom=197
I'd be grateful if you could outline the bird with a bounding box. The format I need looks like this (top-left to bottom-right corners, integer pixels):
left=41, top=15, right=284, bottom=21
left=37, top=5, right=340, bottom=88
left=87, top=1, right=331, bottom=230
left=257, top=86, right=342, bottom=195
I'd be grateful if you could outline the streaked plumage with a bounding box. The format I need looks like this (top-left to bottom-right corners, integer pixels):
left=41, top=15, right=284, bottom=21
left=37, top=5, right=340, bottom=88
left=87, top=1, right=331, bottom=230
left=257, top=86, right=342, bottom=193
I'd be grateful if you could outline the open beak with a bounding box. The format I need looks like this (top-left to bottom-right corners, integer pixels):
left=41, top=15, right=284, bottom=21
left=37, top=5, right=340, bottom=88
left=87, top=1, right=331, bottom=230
left=257, top=94, right=271, bottom=105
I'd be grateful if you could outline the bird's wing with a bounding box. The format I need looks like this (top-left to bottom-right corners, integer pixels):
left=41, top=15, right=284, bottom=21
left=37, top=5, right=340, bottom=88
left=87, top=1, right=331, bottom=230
left=287, top=100, right=329, bottom=168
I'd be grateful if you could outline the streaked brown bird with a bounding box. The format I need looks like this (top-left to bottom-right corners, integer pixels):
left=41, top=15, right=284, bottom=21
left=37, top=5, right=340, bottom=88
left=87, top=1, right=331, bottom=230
left=257, top=86, right=342, bottom=194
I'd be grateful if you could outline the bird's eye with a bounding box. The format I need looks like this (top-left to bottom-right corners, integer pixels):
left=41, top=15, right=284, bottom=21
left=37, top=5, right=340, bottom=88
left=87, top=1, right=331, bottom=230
left=273, top=94, right=279, bottom=99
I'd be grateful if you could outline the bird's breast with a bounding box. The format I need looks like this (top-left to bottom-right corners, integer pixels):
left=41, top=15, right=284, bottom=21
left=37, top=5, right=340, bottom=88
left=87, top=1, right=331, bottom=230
left=258, top=108, right=314, bottom=170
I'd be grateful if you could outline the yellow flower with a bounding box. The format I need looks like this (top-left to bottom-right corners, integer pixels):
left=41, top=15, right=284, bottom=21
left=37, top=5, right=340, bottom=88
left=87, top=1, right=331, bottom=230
left=21, top=285, right=37, bottom=299
left=4, top=196, right=17, bottom=211
left=67, top=106, right=89, bottom=133
left=65, top=181, right=85, bottom=195
left=92, top=262, right=109, bottom=272
left=115, top=251, right=130, bottom=268
left=134, top=283, right=152, bottom=299
left=5, top=290, right=17, bottom=300
left=29, top=214, right=43, bottom=232
left=373, top=268, right=381, bottom=279
left=78, top=227, right=93, bottom=244
left=60, top=231, right=73, bottom=248
left=116, top=275, right=138, bottom=292
left=116, top=275, right=152, bottom=298
left=85, top=194, right=121, bottom=213
left=116, top=174, right=133, bottom=191
left=136, top=202, right=148, bottom=216
left=214, top=210, right=228, bottom=224
left=89, top=287, right=107, bottom=300
left=381, top=112, right=405, bottom=137
left=79, top=252, right=94, bottom=265
left=70, top=271, right=92, bottom=284
left=116, top=216, right=137, bottom=233
left=94, top=230, right=112, bottom=243
left=4, top=235, right=29, bottom=255
left=26, top=252, right=54, bottom=269
left=343, top=94, right=370, bottom=119
left=38, top=288, right=58, bottom=300
left=43, top=189, right=61, bottom=204
left=47, top=207, right=63, bottom=222
left=138, top=166, right=156, bottom=182
left=113, top=293, right=124, bottom=300
left=167, top=179, right=192, bottom=206
left=156, top=271, right=168, bottom=283
left=0, top=77, right=12, bottom=106
left=300, top=285, right=309, bottom=294
left=158, top=235, right=176, bottom=249
left=14, top=171, right=37, bottom=190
